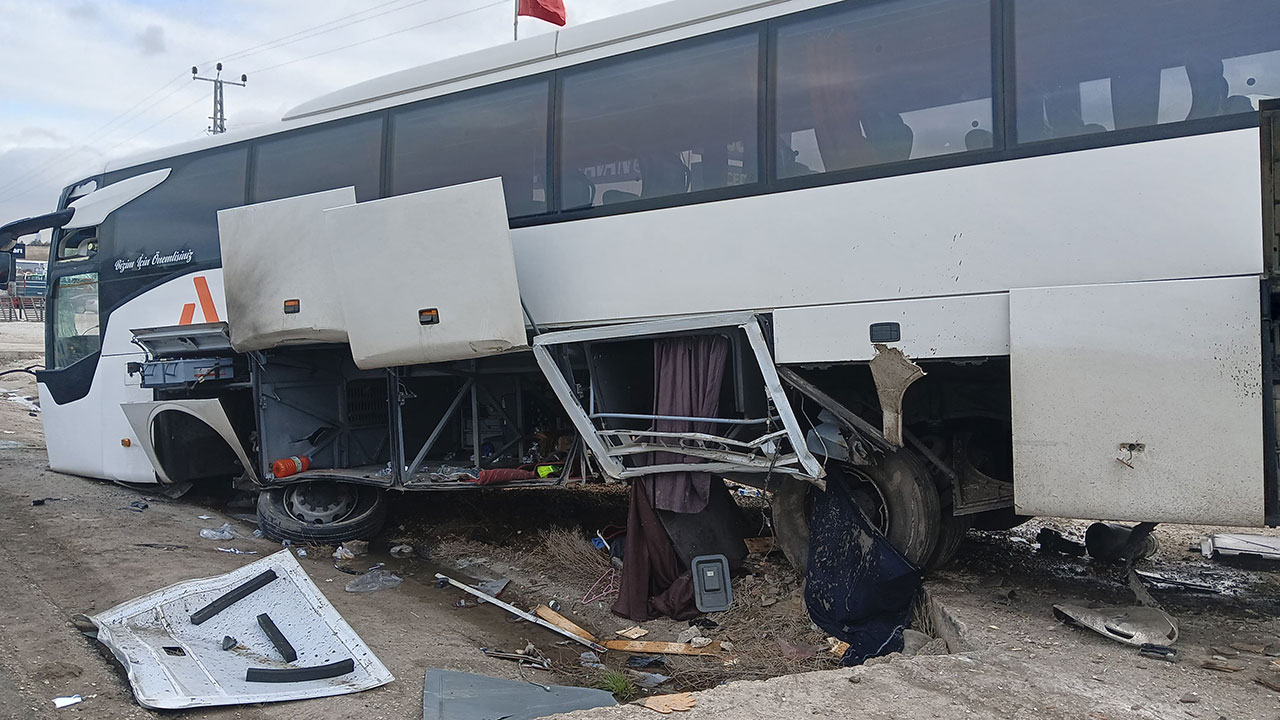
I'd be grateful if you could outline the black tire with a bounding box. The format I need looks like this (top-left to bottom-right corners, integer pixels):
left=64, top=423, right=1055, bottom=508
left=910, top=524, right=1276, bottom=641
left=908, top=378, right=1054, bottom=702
left=925, top=506, right=972, bottom=570
left=846, top=452, right=942, bottom=568
left=773, top=451, right=942, bottom=572
left=256, top=482, right=388, bottom=544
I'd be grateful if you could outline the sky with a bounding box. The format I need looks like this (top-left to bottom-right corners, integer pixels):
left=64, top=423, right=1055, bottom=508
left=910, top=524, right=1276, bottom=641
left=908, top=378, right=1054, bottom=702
left=0, top=0, right=668, bottom=233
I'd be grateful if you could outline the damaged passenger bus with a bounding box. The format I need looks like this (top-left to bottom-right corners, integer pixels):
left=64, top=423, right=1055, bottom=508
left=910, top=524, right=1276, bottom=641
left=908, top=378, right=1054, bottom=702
left=4, top=0, right=1280, bottom=571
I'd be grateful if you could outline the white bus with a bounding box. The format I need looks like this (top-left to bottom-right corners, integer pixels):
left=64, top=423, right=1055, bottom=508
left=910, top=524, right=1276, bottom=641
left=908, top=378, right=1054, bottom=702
left=4, top=0, right=1279, bottom=568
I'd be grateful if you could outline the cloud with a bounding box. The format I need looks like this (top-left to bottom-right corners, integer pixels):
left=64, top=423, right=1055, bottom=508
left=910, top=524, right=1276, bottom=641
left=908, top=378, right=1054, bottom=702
left=134, top=24, right=166, bottom=56
left=0, top=0, right=670, bottom=221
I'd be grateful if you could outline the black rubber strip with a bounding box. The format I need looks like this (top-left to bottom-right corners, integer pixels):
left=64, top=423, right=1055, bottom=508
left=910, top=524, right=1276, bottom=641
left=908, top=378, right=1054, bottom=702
left=256, top=613, right=297, bottom=663
left=245, top=658, right=355, bottom=683
left=189, top=569, right=278, bottom=626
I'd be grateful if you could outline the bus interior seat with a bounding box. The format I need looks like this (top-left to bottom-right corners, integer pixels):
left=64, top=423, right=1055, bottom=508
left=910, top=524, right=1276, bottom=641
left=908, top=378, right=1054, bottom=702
left=638, top=153, right=690, bottom=199
left=964, top=128, right=993, bottom=150
left=1186, top=58, right=1229, bottom=120
left=601, top=190, right=639, bottom=205
left=561, top=169, right=596, bottom=209
left=863, top=110, right=914, bottom=163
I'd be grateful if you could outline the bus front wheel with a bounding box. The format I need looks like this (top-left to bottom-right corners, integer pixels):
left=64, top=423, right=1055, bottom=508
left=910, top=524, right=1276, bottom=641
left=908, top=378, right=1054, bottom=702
left=256, top=481, right=388, bottom=544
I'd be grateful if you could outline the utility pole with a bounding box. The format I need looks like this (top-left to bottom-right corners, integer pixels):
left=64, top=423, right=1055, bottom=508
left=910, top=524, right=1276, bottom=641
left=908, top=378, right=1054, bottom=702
left=191, top=63, right=247, bottom=135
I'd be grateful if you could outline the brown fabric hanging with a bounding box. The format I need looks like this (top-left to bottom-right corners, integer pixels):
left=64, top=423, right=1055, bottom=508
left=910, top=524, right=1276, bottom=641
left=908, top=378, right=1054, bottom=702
left=649, top=335, right=731, bottom=514
left=611, top=477, right=699, bottom=621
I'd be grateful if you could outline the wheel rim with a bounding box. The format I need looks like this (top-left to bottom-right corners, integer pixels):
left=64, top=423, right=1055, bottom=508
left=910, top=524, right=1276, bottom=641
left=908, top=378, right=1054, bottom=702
left=283, top=482, right=360, bottom=525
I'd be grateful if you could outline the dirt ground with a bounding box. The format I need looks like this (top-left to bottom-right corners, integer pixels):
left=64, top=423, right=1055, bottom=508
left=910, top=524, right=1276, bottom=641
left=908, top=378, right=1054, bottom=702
left=3, top=325, right=1280, bottom=719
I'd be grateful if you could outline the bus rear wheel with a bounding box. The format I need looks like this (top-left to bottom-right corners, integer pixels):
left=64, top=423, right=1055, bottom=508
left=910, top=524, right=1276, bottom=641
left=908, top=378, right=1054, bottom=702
left=773, top=450, right=942, bottom=572
left=256, top=481, right=388, bottom=544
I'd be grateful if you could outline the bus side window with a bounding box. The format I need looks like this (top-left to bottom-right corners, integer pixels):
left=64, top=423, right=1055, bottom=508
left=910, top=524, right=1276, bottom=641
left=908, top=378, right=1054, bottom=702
left=1014, top=0, right=1280, bottom=141
left=559, top=29, right=759, bottom=210
left=773, top=0, right=993, bottom=178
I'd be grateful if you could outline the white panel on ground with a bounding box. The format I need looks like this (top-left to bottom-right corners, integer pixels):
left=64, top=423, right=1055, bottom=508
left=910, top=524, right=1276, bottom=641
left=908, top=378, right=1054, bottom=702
left=216, top=188, right=356, bottom=352
left=1010, top=276, right=1263, bottom=525
left=323, top=178, right=527, bottom=369
left=774, top=293, right=1009, bottom=363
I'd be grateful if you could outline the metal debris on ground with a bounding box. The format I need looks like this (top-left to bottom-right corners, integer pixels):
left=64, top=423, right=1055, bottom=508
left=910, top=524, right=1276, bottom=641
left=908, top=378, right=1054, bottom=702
left=87, top=550, right=392, bottom=709
left=1137, top=643, right=1177, bottom=662
left=634, top=692, right=697, bottom=714
left=675, top=626, right=702, bottom=644
left=472, top=578, right=509, bottom=602
left=52, top=695, right=83, bottom=708
left=216, top=548, right=257, bottom=555
left=482, top=647, right=552, bottom=671
left=125, top=500, right=149, bottom=512
left=390, top=544, right=416, bottom=558
left=423, top=668, right=616, bottom=720
left=435, top=573, right=607, bottom=654
left=221, top=636, right=238, bottom=651
left=1052, top=604, right=1178, bottom=647
left=1200, top=534, right=1280, bottom=560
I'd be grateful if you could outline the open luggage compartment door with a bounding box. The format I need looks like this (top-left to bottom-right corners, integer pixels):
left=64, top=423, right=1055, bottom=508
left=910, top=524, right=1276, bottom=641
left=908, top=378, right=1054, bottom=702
left=321, top=178, right=527, bottom=369
left=532, top=312, right=824, bottom=484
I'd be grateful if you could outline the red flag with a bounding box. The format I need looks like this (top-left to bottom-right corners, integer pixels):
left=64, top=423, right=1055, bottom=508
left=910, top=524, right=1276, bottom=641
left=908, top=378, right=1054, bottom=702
left=518, top=0, right=566, bottom=27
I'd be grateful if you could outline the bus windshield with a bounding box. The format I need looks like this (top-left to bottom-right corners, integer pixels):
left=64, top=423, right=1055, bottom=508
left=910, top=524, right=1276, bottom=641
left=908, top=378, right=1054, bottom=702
left=51, top=272, right=100, bottom=368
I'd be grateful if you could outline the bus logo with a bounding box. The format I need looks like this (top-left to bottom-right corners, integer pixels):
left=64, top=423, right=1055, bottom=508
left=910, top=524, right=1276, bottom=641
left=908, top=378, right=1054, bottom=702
left=179, top=276, right=221, bottom=325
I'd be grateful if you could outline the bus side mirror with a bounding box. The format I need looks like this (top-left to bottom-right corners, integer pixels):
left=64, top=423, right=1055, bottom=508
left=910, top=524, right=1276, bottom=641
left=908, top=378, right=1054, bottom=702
left=0, top=251, right=12, bottom=289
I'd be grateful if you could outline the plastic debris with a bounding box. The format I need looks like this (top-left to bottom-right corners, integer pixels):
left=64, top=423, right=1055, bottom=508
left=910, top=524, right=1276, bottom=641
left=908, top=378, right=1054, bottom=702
left=345, top=567, right=402, bottom=593
left=333, top=546, right=355, bottom=562
left=252, top=529, right=264, bottom=539
left=297, top=549, right=308, bottom=558
left=1201, top=533, right=1280, bottom=560
left=579, top=651, right=606, bottom=670
left=215, top=548, right=258, bottom=555
left=675, top=627, right=702, bottom=644
left=390, top=544, right=416, bottom=558
left=689, top=637, right=712, bottom=649
left=343, top=540, right=369, bottom=557
left=126, top=500, right=149, bottom=512
left=628, top=670, right=670, bottom=689
left=198, top=515, right=214, bottom=520
left=200, top=523, right=236, bottom=541
left=625, top=655, right=666, bottom=669
left=52, top=695, right=83, bottom=708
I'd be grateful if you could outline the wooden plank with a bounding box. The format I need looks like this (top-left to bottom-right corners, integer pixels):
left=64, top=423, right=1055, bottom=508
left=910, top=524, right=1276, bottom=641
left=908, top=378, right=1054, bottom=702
left=603, top=640, right=721, bottom=656
left=534, top=605, right=598, bottom=643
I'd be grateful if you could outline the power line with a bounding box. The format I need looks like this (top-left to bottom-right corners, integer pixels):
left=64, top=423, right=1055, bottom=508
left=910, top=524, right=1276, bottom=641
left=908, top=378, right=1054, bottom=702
left=248, top=0, right=509, bottom=75
left=214, top=0, right=440, bottom=66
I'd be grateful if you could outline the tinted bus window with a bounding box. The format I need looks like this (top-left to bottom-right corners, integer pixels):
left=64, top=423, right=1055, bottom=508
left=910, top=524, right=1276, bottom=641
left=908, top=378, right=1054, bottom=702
left=559, top=30, right=759, bottom=210
left=774, top=0, right=993, bottom=179
left=390, top=79, right=548, bottom=218
left=1015, top=0, right=1280, bottom=142
left=252, top=116, right=383, bottom=203
left=101, top=147, right=247, bottom=275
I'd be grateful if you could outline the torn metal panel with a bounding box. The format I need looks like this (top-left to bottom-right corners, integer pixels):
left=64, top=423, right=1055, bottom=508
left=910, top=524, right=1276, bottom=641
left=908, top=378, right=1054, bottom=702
left=89, top=550, right=392, bottom=710
left=1052, top=604, right=1178, bottom=647
left=1201, top=533, right=1280, bottom=560
left=867, top=344, right=925, bottom=448
left=423, top=668, right=615, bottom=720
left=531, top=313, right=823, bottom=484
left=120, top=399, right=259, bottom=485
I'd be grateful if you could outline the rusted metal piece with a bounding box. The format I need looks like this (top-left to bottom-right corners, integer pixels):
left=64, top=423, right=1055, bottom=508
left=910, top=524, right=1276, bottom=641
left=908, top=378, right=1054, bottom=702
left=868, top=344, right=925, bottom=448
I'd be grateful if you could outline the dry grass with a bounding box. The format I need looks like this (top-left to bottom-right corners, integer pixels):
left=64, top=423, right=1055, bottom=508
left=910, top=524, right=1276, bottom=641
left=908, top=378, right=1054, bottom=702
left=525, top=527, right=614, bottom=590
